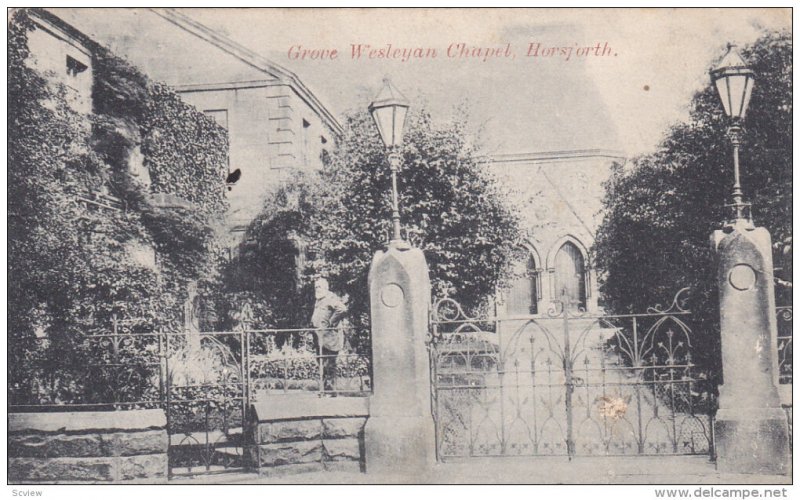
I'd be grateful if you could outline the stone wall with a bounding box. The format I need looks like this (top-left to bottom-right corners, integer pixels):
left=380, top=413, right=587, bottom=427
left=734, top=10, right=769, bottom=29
left=249, top=396, right=368, bottom=476
left=9, top=409, right=168, bottom=483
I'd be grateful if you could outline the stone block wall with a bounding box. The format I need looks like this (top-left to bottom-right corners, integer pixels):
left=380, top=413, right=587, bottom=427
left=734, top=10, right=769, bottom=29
left=249, top=396, right=368, bottom=476
left=9, top=409, right=168, bottom=483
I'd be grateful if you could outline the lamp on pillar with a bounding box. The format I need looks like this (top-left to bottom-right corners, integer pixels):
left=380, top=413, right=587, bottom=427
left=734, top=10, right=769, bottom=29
left=368, top=77, right=410, bottom=246
left=364, top=77, right=435, bottom=477
left=710, top=43, right=755, bottom=224
left=709, top=44, right=788, bottom=475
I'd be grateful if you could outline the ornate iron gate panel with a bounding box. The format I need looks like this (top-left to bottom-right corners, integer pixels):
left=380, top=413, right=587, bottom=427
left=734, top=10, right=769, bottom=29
left=164, top=330, right=247, bottom=477
left=776, top=306, right=792, bottom=386
left=429, top=289, right=715, bottom=460
left=776, top=306, right=792, bottom=445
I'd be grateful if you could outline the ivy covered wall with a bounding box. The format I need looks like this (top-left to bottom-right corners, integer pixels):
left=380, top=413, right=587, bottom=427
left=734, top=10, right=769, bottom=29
left=8, top=9, right=229, bottom=405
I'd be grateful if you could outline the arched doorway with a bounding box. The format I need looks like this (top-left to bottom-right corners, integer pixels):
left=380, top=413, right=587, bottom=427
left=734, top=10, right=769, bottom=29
left=507, top=256, right=538, bottom=315
left=554, top=242, right=587, bottom=310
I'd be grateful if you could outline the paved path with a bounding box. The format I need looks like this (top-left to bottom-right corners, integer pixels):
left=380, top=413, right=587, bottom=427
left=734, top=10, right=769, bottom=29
left=169, top=456, right=791, bottom=485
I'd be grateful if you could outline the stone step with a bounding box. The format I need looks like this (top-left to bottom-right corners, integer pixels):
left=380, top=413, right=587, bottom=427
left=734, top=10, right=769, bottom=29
left=169, top=428, right=243, bottom=447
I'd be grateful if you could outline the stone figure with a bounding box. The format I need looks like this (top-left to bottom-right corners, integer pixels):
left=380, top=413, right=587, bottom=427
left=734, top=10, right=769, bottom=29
left=310, top=277, right=348, bottom=395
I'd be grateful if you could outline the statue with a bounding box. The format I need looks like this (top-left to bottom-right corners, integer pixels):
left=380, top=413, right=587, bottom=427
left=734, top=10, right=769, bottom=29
left=310, top=277, right=348, bottom=395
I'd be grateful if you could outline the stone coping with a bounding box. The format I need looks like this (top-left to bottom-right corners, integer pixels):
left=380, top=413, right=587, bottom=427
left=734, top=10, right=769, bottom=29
left=9, top=409, right=166, bottom=434
left=251, top=395, right=369, bottom=422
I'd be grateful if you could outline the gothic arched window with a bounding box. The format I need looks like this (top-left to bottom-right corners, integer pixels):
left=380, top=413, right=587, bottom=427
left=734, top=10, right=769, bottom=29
left=554, top=241, right=587, bottom=311
left=507, top=255, right=539, bottom=315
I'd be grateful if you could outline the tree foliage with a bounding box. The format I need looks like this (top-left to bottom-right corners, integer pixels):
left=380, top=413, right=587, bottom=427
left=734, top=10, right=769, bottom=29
left=593, top=31, right=791, bottom=377
left=8, top=9, right=229, bottom=405
left=227, top=107, right=524, bottom=337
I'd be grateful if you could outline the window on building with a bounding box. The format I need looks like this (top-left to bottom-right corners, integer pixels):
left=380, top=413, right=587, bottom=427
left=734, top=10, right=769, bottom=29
left=302, top=119, right=311, bottom=166
left=554, top=242, right=587, bottom=311
left=66, top=55, right=88, bottom=77
left=203, top=109, right=229, bottom=130
left=507, top=255, right=539, bottom=315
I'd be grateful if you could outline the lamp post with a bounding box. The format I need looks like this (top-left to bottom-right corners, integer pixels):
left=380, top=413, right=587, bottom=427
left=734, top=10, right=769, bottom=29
left=710, top=43, right=755, bottom=223
left=368, top=77, right=410, bottom=245
left=709, top=44, right=788, bottom=475
left=364, top=78, right=435, bottom=476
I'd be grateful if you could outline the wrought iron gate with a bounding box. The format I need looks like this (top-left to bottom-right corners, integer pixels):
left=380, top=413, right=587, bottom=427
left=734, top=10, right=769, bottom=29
left=163, top=326, right=371, bottom=477
left=163, top=330, right=247, bottom=477
left=429, top=289, right=715, bottom=460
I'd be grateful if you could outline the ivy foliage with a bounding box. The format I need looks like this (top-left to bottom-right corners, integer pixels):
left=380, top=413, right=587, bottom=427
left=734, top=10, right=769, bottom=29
left=8, top=9, right=228, bottom=405
left=593, top=31, right=792, bottom=379
left=225, top=106, right=524, bottom=340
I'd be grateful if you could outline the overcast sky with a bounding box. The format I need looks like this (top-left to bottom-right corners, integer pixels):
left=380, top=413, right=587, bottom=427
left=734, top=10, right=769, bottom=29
left=180, top=8, right=789, bottom=156
left=52, top=8, right=790, bottom=157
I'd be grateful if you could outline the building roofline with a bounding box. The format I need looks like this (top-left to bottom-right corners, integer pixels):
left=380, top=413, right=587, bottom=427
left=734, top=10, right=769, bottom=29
left=485, top=149, right=627, bottom=165
left=171, top=80, right=279, bottom=93
left=150, top=8, right=344, bottom=138
left=25, top=8, right=100, bottom=55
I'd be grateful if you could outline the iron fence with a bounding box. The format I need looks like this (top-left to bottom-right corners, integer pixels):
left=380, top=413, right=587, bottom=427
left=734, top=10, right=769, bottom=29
left=429, top=289, right=715, bottom=460
left=8, top=316, right=163, bottom=411
left=776, top=305, right=792, bottom=448
left=8, top=321, right=371, bottom=477
left=247, top=327, right=372, bottom=400
left=776, top=306, right=792, bottom=385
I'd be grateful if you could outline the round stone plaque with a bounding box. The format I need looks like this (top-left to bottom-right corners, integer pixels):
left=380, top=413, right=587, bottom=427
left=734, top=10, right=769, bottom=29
left=381, top=283, right=405, bottom=308
left=729, top=264, right=756, bottom=291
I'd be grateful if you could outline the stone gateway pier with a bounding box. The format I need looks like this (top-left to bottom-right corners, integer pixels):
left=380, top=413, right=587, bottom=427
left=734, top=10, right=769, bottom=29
left=364, top=242, right=436, bottom=476
left=712, top=221, right=790, bottom=474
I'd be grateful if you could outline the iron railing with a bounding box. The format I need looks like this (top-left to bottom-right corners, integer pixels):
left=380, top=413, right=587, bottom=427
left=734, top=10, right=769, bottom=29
left=776, top=305, right=792, bottom=447
left=247, top=327, right=371, bottom=400
left=776, top=306, right=792, bottom=385
left=8, top=321, right=371, bottom=477
left=429, top=289, right=714, bottom=460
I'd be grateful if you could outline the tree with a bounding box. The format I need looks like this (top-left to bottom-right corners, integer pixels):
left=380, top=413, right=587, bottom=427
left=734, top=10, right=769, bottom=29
left=593, top=31, right=791, bottom=378
left=8, top=10, right=228, bottom=405
left=226, top=106, right=524, bottom=339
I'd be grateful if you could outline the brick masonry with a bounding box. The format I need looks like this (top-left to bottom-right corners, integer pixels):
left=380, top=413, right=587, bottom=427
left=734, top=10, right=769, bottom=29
left=8, top=409, right=168, bottom=483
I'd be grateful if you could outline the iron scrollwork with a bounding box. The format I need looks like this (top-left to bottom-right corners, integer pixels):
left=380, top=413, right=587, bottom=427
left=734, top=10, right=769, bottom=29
left=428, top=289, right=713, bottom=460
left=776, top=306, right=793, bottom=385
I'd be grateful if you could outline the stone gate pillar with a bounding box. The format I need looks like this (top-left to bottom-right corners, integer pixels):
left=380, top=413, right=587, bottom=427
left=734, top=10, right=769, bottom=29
left=364, top=241, right=435, bottom=477
left=712, top=219, right=789, bottom=474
